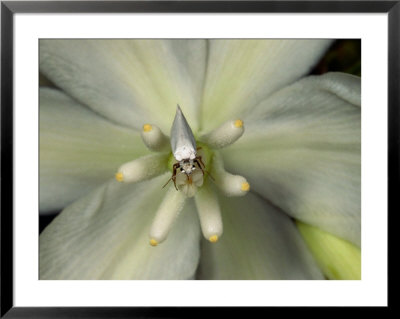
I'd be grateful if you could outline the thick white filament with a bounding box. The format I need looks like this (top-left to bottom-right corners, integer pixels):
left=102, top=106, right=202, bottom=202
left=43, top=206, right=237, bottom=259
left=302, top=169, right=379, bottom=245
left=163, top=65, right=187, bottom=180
left=140, top=124, right=170, bottom=152
left=149, top=186, right=187, bottom=245
left=116, top=153, right=168, bottom=183
left=194, top=182, right=223, bottom=242
left=211, top=152, right=250, bottom=197
left=200, top=119, right=244, bottom=149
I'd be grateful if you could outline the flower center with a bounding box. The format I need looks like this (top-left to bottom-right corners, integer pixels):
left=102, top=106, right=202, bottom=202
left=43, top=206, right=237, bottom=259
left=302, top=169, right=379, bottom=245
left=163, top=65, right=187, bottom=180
left=164, top=142, right=212, bottom=197
left=114, top=114, right=250, bottom=246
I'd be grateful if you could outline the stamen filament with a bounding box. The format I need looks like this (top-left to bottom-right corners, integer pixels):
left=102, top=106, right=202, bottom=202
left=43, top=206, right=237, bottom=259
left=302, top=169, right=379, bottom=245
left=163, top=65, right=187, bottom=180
left=149, top=186, right=186, bottom=245
left=200, top=119, right=244, bottom=149
left=211, top=152, right=250, bottom=197
left=194, top=181, right=223, bottom=242
left=115, top=153, right=168, bottom=183
left=141, top=123, right=170, bottom=152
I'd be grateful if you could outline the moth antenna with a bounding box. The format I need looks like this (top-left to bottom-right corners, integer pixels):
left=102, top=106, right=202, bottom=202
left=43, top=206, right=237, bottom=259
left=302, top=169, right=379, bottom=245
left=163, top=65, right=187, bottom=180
left=205, top=170, right=215, bottom=181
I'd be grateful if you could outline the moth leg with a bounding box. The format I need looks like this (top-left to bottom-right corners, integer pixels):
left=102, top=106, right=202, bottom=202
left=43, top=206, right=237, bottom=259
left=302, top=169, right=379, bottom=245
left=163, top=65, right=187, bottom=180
left=172, top=163, right=179, bottom=190
left=195, top=156, right=215, bottom=181
left=163, top=163, right=180, bottom=190
left=162, top=177, right=172, bottom=189
left=194, top=158, right=205, bottom=176
left=195, top=155, right=206, bottom=169
left=205, top=170, right=215, bottom=181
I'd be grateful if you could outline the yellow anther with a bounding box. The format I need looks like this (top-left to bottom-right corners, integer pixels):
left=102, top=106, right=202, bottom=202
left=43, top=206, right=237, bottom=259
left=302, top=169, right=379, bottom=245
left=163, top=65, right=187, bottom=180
left=241, top=182, right=250, bottom=192
left=149, top=239, right=158, bottom=246
left=143, top=124, right=153, bottom=132
left=234, top=119, right=243, bottom=128
left=209, top=235, right=219, bottom=243
left=115, top=172, right=124, bottom=182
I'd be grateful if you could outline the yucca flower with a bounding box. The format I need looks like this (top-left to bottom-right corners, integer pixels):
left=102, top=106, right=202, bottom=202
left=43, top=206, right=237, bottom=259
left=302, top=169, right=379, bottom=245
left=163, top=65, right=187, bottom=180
left=39, top=39, right=361, bottom=280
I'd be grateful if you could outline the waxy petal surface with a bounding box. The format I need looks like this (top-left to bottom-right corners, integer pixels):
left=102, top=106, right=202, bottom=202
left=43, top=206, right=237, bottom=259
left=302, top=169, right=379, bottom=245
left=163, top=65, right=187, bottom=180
left=40, top=175, right=201, bottom=279
left=40, top=40, right=207, bottom=131
left=222, top=73, right=361, bottom=246
left=197, top=192, right=324, bottom=279
left=201, top=39, right=332, bottom=130
left=40, top=88, right=148, bottom=212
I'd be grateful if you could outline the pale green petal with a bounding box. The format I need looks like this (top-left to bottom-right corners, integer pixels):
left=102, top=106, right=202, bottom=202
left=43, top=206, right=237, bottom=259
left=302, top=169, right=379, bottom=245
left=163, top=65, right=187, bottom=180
left=197, top=191, right=324, bottom=280
left=200, top=39, right=332, bottom=131
left=222, top=73, right=361, bottom=246
left=297, top=221, right=361, bottom=280
left=40, top=175, right=201, bottom=279
left=40, top=88, right=148, bottom=212
left=40, top=39, right=207, bottom=131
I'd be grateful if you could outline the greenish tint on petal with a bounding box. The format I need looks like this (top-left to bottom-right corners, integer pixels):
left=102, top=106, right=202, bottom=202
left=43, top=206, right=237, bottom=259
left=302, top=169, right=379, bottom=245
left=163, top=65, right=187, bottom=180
left=39, top=72, right=55, bottom=87
left=40, top=88, right=149, bottom=212
left=222, top=73, right=361, bottom=246
left=40, top=39, right=207, bottom=132
left=40, top=174, right=201, bottom=279
left=196, top=191, right=324, bottom=280
left=297, top=221, right=361, bottom=280
left=200, top=39, right=333, bottom=131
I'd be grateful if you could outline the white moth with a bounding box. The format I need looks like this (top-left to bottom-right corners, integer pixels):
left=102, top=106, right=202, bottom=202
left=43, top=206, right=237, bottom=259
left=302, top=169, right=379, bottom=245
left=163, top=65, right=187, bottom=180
left=164, top=105, right=205, bottom=190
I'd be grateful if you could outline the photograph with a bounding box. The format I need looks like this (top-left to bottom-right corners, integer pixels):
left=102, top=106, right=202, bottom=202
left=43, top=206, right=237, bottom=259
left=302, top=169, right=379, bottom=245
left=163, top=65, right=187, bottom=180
left=38, top=39, right=361, bottom=280
left=1, top=0, right=395, bottom=315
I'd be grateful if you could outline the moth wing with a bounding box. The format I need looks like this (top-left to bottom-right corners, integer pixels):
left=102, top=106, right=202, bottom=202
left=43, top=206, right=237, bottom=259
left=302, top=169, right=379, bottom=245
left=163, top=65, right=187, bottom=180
left=170, top=105, right=197, bottom=161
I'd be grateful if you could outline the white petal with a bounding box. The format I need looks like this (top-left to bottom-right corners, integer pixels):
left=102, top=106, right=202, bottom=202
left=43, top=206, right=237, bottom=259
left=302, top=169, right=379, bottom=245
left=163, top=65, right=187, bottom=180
left=40, top=39, right=207, bottom=131
left=200, top=39, right=332, bottom=131
left=40, top=174, right=201, bottom=279
left=221, top=73, right=361, bottom=246
left=40, top=88, right=148, bottom=212
left=196, top=192, right=324, bottom=279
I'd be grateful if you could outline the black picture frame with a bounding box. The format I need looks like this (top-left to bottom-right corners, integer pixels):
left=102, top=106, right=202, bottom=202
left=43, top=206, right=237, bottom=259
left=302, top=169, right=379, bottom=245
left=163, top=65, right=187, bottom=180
left=1, top=1, right=396, bottom=317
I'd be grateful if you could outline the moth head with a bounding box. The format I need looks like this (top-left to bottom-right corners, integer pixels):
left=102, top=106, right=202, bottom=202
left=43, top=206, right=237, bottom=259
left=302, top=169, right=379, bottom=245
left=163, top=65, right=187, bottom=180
left=180, top=160, right=195, bottom=175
